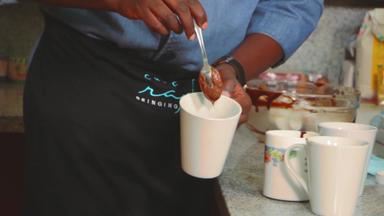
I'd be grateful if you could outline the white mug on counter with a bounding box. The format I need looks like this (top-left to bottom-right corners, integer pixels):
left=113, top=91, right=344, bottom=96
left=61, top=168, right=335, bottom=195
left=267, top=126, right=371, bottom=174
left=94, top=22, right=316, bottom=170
left=284, top=136, right=369, bottom=216
left=263, top=130, right=317, bottom=201
left=318, top=122, right=377, bottom=194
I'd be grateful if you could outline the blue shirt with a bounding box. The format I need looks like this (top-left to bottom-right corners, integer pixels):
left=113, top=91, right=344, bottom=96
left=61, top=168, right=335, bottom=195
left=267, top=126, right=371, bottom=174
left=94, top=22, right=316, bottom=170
left=42, top=0, right=323, bottom=71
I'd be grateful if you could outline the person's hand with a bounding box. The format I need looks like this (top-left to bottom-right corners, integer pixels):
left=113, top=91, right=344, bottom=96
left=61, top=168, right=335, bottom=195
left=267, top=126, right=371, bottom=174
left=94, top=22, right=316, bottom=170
left=214, top=63, right=252, bottom=125
left=113, top=0, right=207, bottom=39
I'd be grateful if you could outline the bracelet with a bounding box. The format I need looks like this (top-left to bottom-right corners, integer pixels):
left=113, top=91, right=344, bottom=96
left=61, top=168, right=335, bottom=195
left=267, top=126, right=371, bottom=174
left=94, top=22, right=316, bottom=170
left=213, top=55, right=246, bottom=86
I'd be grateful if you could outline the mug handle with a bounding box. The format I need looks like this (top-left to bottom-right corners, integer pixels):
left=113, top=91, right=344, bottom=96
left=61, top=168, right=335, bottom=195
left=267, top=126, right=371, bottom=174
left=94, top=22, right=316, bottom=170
left=284, top=144, right=309, bottom=195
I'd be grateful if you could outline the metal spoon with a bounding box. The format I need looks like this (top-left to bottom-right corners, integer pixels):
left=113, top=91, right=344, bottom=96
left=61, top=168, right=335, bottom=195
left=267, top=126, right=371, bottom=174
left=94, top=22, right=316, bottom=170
left=194, top=21, right=213, bottom=87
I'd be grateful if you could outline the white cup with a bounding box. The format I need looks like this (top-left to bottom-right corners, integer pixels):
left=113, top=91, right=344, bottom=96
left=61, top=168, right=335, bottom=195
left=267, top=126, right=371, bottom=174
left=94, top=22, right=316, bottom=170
left=285, top=136, right=369, bottom=216
left=180, top=92, right=241, bottom=178
left=263, top=130, right=318, bottom=201
left=318, top=122, right=377, bottom=194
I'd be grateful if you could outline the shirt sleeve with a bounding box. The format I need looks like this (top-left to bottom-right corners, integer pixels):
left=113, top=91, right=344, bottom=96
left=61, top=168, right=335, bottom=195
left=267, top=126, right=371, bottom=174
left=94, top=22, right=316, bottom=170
left=247, top=0, right=324, bottom=61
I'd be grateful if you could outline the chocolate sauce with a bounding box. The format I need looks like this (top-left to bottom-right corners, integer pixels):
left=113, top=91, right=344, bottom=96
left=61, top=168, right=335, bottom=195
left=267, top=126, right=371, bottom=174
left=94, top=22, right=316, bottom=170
left=245, top=88, right=293, bottom=112
left=199, top=67, right=223, bottom=103
left=314, top=77, right=328, bottom=87
left=303, top=97, right=337, bottom=108
left=245, top=80, right=349, bottom=113
left=300, top=131, right=306, bottom=138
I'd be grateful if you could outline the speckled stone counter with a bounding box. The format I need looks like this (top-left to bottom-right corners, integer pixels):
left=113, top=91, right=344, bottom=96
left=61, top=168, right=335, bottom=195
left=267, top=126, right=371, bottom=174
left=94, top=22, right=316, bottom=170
left=219, top=105, right=384, bottom=216
left=0, top=83, right=24, bottom=133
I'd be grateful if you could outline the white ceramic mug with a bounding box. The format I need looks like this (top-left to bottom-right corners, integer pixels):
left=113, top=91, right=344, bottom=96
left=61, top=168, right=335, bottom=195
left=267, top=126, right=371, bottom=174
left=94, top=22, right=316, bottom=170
left=318, top=122, right=377, bottom=194
left=263, top=130, right=318, bottom=201
left=284, top=136, right=369, bottom=216
left=180, top=92, right=241, bottom=178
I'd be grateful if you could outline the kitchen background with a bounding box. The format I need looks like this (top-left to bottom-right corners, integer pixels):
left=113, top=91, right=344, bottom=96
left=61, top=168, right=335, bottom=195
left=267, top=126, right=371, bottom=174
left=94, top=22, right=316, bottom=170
left=0, top=2, right=373, bottom=83
left=0, top=1, right=383, bottom=216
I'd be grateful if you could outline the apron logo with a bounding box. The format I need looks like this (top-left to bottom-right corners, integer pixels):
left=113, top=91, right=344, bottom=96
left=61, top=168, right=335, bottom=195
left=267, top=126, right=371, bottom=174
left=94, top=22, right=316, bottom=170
left=138, top=87, right=180, bottom=100
left=136, top=73, right=181, bottom=113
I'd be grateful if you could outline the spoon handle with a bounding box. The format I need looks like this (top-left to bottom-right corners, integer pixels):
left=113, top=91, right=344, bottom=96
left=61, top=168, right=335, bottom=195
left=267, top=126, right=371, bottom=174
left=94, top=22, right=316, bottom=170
left=194, top=21, right=209, bottom=66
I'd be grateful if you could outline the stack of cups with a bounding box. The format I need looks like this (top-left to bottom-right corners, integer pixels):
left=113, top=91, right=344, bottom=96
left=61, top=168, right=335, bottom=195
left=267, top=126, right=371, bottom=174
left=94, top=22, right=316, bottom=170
left=262, top=122, right=377, bottom=216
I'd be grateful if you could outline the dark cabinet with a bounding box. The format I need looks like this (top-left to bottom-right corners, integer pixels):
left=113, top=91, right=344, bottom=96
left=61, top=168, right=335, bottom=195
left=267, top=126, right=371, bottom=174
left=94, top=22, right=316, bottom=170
left=325, top=0, right=384, bottom=7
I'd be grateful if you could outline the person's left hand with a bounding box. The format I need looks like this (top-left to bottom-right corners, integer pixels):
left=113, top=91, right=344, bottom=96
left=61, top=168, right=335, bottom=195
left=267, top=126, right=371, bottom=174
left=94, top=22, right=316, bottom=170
left=214, top=63, right=252, bottom=125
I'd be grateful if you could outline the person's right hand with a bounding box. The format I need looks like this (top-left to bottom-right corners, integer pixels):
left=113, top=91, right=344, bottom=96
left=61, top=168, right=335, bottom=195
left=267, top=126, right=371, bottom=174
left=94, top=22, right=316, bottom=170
left=113, top=0, right=208, bottom=39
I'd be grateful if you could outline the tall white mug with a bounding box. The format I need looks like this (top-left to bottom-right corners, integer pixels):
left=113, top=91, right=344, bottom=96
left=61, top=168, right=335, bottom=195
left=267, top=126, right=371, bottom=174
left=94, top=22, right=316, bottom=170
left=263, top=130, right=318, bottom=201
left=318, top=122, right=377, bottom=194
left=180, top=92, right=241, bottom=178
left=285, top=136, right=369, bottom=216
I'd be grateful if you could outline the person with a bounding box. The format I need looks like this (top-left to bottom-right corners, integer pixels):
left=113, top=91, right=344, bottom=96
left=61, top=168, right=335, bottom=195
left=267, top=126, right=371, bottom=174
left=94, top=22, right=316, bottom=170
left=23, top=0, right=323, bottom=215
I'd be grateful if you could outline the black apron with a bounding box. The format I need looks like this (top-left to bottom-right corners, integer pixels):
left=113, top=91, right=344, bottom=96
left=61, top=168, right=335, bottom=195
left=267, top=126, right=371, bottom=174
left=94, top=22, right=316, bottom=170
left=23, top=15, right=214, bottom=216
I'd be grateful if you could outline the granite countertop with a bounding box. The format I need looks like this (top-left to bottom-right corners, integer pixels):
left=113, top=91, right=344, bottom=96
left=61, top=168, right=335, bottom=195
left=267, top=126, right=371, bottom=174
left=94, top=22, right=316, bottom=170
left=0, top=83, right=24, bottom=133
left=219, top=104, right=384, bottom=216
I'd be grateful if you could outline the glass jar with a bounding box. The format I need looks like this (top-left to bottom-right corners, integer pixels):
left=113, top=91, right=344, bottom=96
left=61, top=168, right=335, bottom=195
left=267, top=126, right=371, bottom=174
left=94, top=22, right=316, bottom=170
left=245, top=79, right=360, bottom=133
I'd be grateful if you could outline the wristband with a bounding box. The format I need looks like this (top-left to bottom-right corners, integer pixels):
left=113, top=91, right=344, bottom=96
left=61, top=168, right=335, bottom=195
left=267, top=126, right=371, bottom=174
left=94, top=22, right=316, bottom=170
left=213, top=55, right=246, bottom=86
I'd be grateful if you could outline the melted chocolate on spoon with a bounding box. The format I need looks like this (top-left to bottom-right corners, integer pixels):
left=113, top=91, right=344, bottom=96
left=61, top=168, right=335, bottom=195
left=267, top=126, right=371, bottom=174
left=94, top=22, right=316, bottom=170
left=199, top=67, right=223, bottom=103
